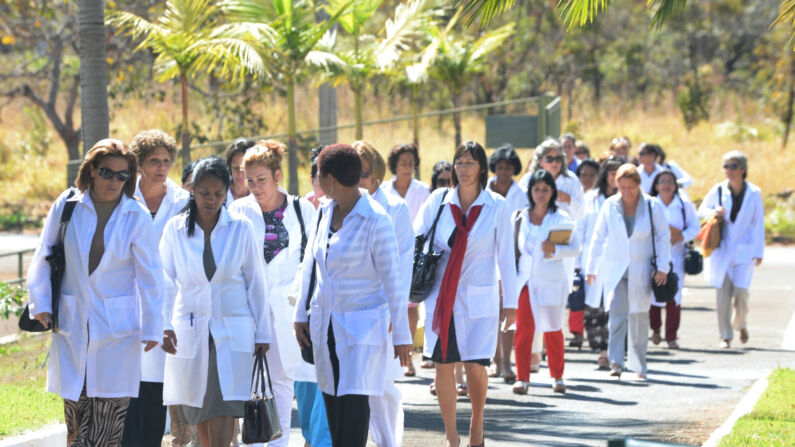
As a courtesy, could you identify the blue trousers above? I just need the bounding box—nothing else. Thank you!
[294,381,332,447]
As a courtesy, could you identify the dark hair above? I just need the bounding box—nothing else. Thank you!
[182,161,196,184]
[387,143,420,175]
[650,170,679,197]
[75,138,137,198]
[317,144,362,187]
[656,145,668,164]
[184,157,230,237]
[430,160,453,191]
[596,157,623,197]
[451,141,488,188]
[576,158,600,177]
[488,144,522,175]
[526,169,558,213]
[224,137,256,175]
[310,145,327,179]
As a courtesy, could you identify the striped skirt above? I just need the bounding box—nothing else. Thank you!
[64,384,130,447]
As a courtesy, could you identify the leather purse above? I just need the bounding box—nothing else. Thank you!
[409,189,449,303]
[649,200,679,303]
[242,351,282,444]
[300,209,323,364]
[19,188,77,333]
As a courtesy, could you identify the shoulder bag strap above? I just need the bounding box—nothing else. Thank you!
[513,209,522,272]
[250,350,263,397]
[424,188,449,253]
[718,185,722,207]
[59,188,78,242]
[304,209,323,312]
[293,196,307,262]
[678,195,687,229]
[648,200,657,270]
[262,352,276,399]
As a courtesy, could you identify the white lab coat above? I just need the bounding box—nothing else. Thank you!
[487,177,528,214]
[414,187,518,361]
[585,194,671,314]
[516,209,580,332]
[160,208,270,407]
[294,194,411,397]
[26,189,163,401]
[697,181,765,289]
[662,160,692,189]
[519,170,585,220]
[382,177,430,221]
[639,164,666,194]
[581,191,609,309]
[135,177,190,383]
[652,195,699,306]
[228,190,316,379]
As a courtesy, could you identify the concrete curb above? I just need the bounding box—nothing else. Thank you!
[701,373,769,447]
[0,424,65,447]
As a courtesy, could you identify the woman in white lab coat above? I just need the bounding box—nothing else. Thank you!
[512,170,580,395]
[648,171,700,349]
[697,150,764,349]
[124,129,190,447]
[228,141,316,447]
[586,164,671,380]
[224,137,255,204]
[580,157,622,369]
[486,144,527,383]
[26,139,163,446]
[519,138,585,221]
[414,141,517,447]
[160,157,271,447]
[293,144,412,447]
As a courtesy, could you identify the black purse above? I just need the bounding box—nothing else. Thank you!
[648,200,679,303]
[409,189,449,303]
[678,196,703,275]
[19,188,77,333]
[568,269,586,311]
[242,350,282,444]
[301,209,323,364]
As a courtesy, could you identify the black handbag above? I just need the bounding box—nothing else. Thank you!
[19,188,77,333]
[409,189,449,303]
[242,350,282,444]
[648,200,679,303]
[300,209,323,365]
[678,196,703,275]
[568,269,586,311]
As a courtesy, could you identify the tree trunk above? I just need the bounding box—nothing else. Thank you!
[287,79,299,195]
[783,55,795,150]
[180,74,191,166]
[354,88,363,140]
[452,94,462,149]
[318,83,338,145]
[412,87,420,147]
[77,0,109,157]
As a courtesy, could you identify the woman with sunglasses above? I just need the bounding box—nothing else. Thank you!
[697,151,764,349]
[649,171,699,349]
[431,160,454,192]
[26,139,164,446]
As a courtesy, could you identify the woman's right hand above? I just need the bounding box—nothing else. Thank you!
[586,274,597,286]
[294,322,311,349]
[33,312,51,329]
[714,206,726,219]
[162,330,177,354]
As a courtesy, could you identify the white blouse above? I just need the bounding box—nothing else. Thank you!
[381,177,430,221]
[639,164,666,194]
[487,177,529,214]
[520,171,585,221]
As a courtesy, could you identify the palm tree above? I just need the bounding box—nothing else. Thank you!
[201,0,349,194]
[79,0,109,169]
[429,20,513,147]
[107,0,229,166]
[322,0,442,139]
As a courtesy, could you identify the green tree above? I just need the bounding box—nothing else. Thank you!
[107,0,230,166]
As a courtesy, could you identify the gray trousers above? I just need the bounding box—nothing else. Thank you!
[716,274,750,341]
[608,276,649,375]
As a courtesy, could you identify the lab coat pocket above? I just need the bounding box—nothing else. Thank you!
[223,316,255,354]
[172,319,199,359]
[343,308,386,346]
[535,280,565,306]
[103,295,140,337]
[465,285,499,318]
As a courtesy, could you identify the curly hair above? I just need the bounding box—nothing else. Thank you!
[129,129,178,166]
[242,139,286,174]
[387,143,419,175]
[75,138,137,198]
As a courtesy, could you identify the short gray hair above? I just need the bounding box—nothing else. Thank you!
[723,150,748,179]
[528,137,571,177]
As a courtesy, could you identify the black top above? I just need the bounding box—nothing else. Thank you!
[730,183,746,223]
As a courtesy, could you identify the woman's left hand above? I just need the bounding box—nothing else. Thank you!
[255,343,270,355]
[652,270,667,286]
[500,308,516,332]
[670,232,684,244]
[754,258,762,267]
[394,344,413,367]
[541,240,556,255]
[142,340,158,352]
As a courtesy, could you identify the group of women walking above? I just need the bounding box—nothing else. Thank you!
[25,129,764,447]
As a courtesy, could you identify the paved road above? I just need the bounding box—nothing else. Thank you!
[0,232,38,282]
[278,247,795,446]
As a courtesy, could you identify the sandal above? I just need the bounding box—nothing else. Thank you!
[552,379,566,394]
[429,382,437,396]
[651,330,662,345]
[512,380,529,395]
[740,328,749,344]
[597,353,610,370]
[667,340,680,349]
[502,368,516,384]
[457,382,468,396]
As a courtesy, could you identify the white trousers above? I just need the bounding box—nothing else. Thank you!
[244,341,294,447]
[716,273,750,341]
[368,380,403,447]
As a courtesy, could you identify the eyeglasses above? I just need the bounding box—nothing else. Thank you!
[360,170,371,179]
[97,166,131,182]
[454,161,479,170]
[436,178,451,187]
[544,155,564,164]
[723,163,740,171]
[657,179,677,186]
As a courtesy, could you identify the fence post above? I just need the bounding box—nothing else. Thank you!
[536,94,554,141]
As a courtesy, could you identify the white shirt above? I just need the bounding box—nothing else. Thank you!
[414,187,517,361]
[487,177,528,214]
[160,207,270,407]
[662,160,693,189]
[27,189,164,400]
[653,194,699,306]
[295,194,411,397]
[519,170,585,221]
[639,163,666,194]
[135,177,190,383]
[382,177,430,221]
[370,187,414,302]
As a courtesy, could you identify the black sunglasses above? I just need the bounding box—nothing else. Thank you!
[723,163,740,171]
[544,155,564,164]
[98,166,131,182]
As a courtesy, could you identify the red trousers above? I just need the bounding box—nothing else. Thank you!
[649,301,681,341]
[568,310,584,335]
[515,286,565,382]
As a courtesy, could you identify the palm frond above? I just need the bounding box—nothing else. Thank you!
[468,21,513,66]
[646,0,687,30]
[556,0,613,31]
[106,10,167,46]
[377,0,441,70]
[772,0,795,51]
[461,0,515,28]
[190,37,267,81]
